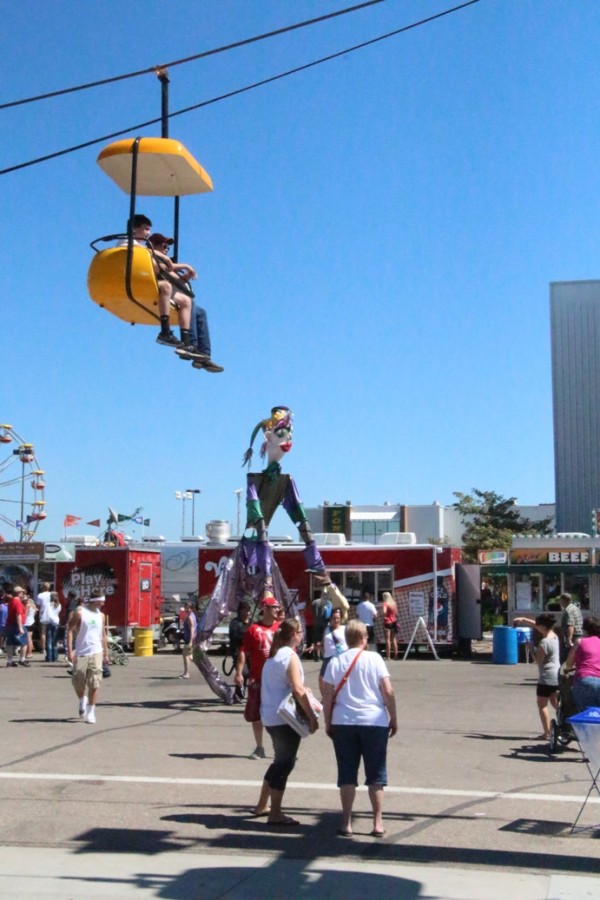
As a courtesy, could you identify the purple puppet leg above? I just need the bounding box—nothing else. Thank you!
[302,539,326,574]
[192,647,234,704]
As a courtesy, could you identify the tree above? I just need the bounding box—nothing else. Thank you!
[453,489,553,563]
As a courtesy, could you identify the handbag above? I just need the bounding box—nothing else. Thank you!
[277,690,323,738]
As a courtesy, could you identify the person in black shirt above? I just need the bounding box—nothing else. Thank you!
[229,601,251,700]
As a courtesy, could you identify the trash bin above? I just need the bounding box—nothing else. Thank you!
[515,626,533,663]
[566,707,600,832]
[134,627,153,657]
[492,625,518,664]
[567,707,600,776]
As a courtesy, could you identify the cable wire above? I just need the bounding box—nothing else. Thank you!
[0,0,387,110]
[0,0,481,176]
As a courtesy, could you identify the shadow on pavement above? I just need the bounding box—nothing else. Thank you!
[59,857,422,899]
[71,805,600,875]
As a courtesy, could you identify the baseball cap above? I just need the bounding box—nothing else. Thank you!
[261,592,280,608]
[148,233,174,246]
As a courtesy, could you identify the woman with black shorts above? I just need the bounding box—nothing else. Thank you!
[515,612,560,740]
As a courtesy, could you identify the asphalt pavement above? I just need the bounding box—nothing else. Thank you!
[0,641,598,899]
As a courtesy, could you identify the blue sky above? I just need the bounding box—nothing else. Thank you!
[1,0,598,542]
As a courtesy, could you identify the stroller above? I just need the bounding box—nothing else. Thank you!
[549,667,578,753]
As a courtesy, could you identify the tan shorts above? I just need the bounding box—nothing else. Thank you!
[72,652,103,692]
[182,643,193,657]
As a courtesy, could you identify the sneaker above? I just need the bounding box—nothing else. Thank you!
[78,697,88,719]
[18,659,31,667]
[193,358,224,373]
[249,746,266,759]
[85,708,96,725]
[175,346,209,362]
[7,661,17,667]
[156,331,183,348]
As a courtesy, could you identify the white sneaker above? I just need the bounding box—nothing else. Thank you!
[78,697,88,718]
[85,708,96,725]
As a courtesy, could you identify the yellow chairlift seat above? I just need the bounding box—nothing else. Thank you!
[88,244,179,326]
[88,136,213,326]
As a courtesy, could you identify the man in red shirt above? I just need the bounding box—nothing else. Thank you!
[235,594,281,759]
[5,584,28,667]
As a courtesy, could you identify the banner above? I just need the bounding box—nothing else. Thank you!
[63,515,81,528]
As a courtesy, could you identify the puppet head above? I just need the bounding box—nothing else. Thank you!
[242,406,293,467]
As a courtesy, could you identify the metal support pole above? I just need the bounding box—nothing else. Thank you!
[19,452,25,541]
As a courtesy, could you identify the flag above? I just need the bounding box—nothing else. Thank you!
[87,519,101,527]
[64,515,81,528]
[117,513,131,523]
[133,515,144,525]
[143,518,150,527]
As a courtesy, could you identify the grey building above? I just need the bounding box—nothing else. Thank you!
[550,280,600,533]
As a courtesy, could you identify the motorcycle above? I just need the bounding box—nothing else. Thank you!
[158,613,185,651]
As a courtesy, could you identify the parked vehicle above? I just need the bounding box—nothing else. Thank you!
[158,613,184,651]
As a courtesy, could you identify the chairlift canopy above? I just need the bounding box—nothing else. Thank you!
[97,137,213,197]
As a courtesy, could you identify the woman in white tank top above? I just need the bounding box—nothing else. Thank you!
[253,619,319,826]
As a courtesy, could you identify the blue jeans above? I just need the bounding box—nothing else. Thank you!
[189,302,211,356]
[331,724,389,787]
[573,677,600,711]
[264,724,301,791]
[45,623,58,662]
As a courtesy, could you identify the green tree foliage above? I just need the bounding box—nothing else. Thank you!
[453,489,553,563]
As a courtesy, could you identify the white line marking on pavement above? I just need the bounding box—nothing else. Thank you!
[0,772,597,804]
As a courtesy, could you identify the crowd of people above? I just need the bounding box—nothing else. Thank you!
[1,581,110,725]
[6,576,599,834]
[222,591,398,834]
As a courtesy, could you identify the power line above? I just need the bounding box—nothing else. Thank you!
[0,0,482,177]
[0,0,387,111]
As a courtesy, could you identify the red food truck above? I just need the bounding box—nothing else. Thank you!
[55,546,162,645]
[198,538,462,652]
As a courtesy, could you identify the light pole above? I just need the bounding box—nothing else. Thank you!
[186,488,201,535]
[234,488,243,535]
[175,490,192,536]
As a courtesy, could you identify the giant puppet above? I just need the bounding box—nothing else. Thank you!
[192,406,329,702]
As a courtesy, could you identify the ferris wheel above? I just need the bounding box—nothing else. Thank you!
[0,424,46,542]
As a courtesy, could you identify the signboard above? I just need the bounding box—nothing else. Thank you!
[510,548,592,566]
[0,541,45,561]
[478,550,508,565]
[516,581,532,609]
[323,505,350,538]
[409,590,425,616]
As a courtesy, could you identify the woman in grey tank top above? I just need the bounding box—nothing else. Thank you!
[515,612,560,740]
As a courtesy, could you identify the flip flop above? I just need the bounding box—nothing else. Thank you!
[370,829,385,838]
[267,816,300,827]
[249,810,270,818]
[337,829,353,837]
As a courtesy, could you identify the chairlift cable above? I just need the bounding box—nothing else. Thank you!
[0,0,389,110]
[0,1,482,177]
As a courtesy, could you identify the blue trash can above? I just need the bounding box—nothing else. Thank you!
[515,627,533,662]
[493,625,518,665]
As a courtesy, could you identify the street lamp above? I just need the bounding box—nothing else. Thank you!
[186,488,201,535]
[175,490,192,537]
[234,488,243,535]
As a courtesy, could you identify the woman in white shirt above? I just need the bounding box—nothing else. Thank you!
[253,619,319,826]
[45,592,62,663]
[318,608,348,695]
[322,619,397,838]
